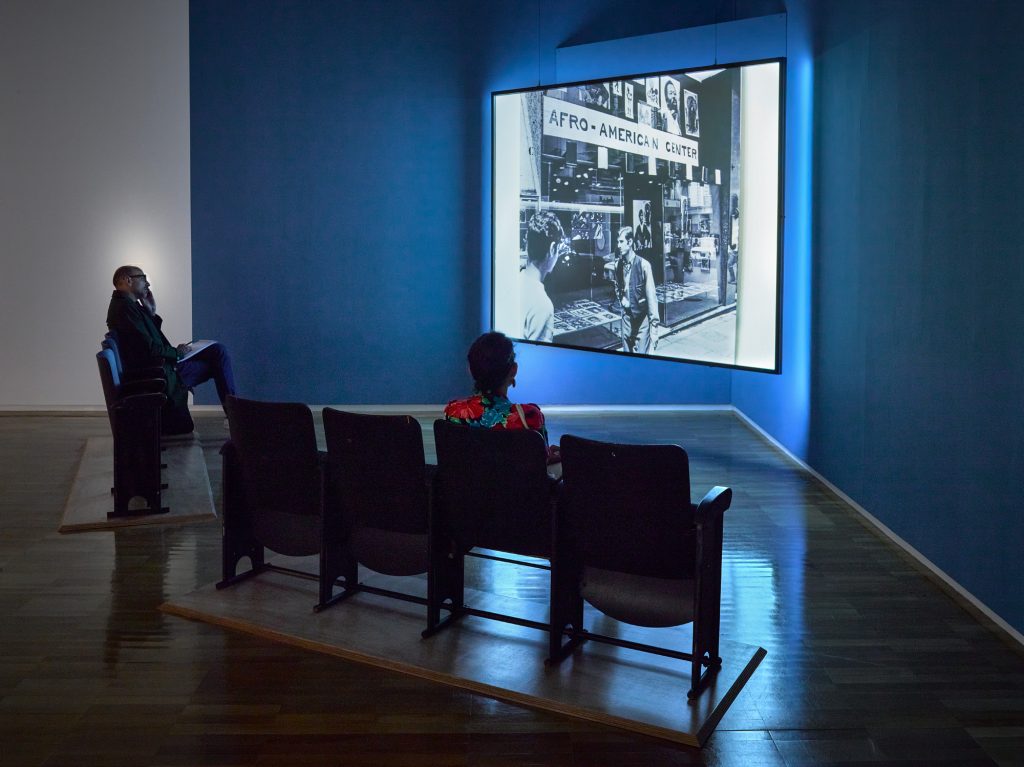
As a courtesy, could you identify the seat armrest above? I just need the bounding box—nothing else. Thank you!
[113,390,166,412]
[694,485,732,527]
[120,377,166,397]
[123,367,166,382]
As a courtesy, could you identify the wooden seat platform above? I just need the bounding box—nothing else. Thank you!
[161,555,765,747]
[60,434,216,533]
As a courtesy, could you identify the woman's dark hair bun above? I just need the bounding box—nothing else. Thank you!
[468,332,515,394]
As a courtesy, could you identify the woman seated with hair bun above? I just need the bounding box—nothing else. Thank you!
[444,331,560,464]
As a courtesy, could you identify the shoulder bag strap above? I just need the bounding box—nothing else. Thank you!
[513,403,527,428]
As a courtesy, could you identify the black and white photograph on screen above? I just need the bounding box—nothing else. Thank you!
[637,100,655,128]
[645,77,660,108]
[580,81,609,109]
[609,80,623,116]
[661,76,682,135]
[633,201,653,251]
[519,210,568,343]
[491,61,782,371]
[684,88,700,137]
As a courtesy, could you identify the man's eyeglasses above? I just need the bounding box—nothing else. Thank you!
[128,274,147,281]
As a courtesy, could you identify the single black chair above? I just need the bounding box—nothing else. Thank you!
[425,419,559,639]
[96,347,167,517]
[320,408,431,610]
[218,396,347,611]
[551,434,732,700]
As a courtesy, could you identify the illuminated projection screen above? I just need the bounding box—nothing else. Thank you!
[492,59,784,372]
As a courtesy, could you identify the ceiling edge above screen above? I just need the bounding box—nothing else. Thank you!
[554,14,788,83]
[492,54,784,373]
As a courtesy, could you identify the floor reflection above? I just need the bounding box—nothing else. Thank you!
[104,529,172,668]
[3,412,1019,766]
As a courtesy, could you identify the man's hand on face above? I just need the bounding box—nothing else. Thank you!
[142,289,157,315]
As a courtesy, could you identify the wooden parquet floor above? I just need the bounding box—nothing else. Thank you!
[1,411,1023,766]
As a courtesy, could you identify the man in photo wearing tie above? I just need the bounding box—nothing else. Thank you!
[612,227,659,354]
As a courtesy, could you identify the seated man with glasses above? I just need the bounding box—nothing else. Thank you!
[106,265,236,434]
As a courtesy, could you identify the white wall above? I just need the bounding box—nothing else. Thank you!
[0,0,191,406]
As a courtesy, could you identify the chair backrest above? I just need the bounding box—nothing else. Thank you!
[559,434,696,579]
[432,418,551,556]
[102,332,124,377]
[96,348,122,410]
[322,408,428,535]
[224,395,321,519]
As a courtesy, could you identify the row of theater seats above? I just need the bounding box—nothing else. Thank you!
[219,395,732,699]
[95,332,169,518]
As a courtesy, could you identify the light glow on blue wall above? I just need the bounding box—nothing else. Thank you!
[786,52,813,453]
[731,7,813,461]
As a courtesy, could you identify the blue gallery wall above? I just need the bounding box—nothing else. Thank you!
[807,0,1024,633]
[190,0,781,408]
[190,0,482,404]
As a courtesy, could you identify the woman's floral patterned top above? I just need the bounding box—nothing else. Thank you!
[443,393,548,443]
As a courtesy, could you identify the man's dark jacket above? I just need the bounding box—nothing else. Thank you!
[105,291,188,414]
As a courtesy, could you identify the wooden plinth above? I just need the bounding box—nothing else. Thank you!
[59,435,216,533]
[162,560,765,746]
